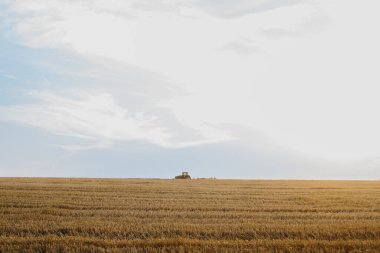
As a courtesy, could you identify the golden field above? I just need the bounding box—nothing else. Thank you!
[0,178,379,252]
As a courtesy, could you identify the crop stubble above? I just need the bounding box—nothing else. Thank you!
[0,178,379,252]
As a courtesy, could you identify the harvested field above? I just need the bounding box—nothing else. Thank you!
[0,178,379,252]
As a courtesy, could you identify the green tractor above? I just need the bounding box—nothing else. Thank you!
[175,171,191,179]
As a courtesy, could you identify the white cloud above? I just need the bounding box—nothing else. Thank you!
[193,0,302,18]
[0,70,17,80]
[0,91,165,143]
[0,90,231,149]
[221,39,258,55]
[260,7,331,39]
[3,0,380,162]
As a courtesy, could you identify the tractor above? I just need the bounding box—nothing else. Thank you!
[175,171,191,179]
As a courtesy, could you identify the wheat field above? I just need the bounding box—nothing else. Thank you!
[0,178,379,252]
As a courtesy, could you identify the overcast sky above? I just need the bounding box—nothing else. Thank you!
[1,0,380,179]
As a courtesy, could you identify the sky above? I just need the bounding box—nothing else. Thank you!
[0,0,380,179]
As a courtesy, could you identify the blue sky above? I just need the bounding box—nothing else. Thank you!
[1,0,380,179]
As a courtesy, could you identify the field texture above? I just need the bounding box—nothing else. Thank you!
[0,178,379,252]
